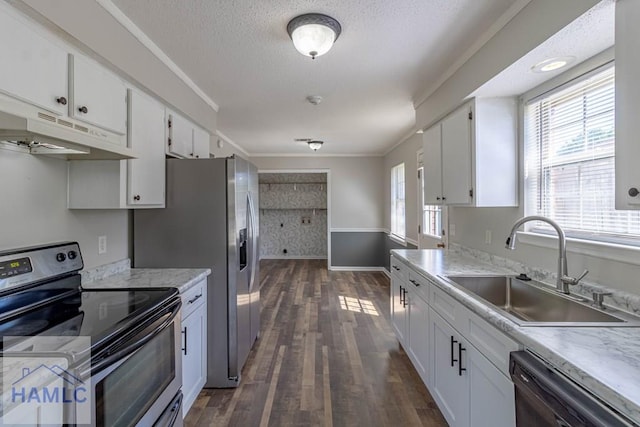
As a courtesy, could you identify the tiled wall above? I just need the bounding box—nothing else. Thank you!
[259,174,328,258]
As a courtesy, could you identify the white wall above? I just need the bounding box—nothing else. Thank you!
[250,156,384,230]
[383,134,422,243]
[0,148,128,269]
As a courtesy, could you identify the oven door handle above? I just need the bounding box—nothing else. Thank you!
[79,298,181,378]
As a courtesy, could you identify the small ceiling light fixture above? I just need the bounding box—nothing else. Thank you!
[287,13,342,59]
[308,140,324,151]
[531,56,575,73]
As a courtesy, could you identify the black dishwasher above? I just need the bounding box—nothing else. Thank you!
[509,351,635,427]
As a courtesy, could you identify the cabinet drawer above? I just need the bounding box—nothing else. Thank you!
[408,270,430,302]
[430,284,468,333]
[181,278,206,319]
[390,256,408,281]
[465,309,520,376]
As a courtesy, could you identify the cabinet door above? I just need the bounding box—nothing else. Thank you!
[407,292,429,385]
[423,124,443,205]
[391,275,407,344]
[70,55,127,135]
[615,0,640,208]
[127,90,166,206]
[167,110,193,158]
[182,306,206,416]
[0,8,68,115]
[467,344,515,427]
[441,105,472,205]
[192,126,210,159]
[430,311,469,427]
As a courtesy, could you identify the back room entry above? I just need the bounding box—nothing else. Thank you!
[259,172,328,263]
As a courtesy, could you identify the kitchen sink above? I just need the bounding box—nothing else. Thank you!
[443,275,640,327]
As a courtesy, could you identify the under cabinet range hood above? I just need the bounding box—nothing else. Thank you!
[0,93,137,160]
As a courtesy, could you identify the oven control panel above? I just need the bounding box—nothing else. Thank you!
[0,242,83,292]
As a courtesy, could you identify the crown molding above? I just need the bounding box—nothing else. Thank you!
[249,152,384,158]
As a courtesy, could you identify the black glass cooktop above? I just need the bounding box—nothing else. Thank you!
[0,280,178,353]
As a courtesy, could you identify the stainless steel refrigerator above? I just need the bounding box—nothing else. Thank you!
[133,156,260,388]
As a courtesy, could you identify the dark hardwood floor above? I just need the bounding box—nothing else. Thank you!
[185,259,447,427]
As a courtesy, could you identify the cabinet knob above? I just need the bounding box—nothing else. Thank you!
[56,96,67,105]
[442,196,446,201]
[436,197,441,200]
[196,155,200,159]
[133,195,141,201]
[78,106,88,114]
[629,187,639,197]
[190,153,194,157]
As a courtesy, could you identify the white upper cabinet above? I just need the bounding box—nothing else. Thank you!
[67,90,166,209]
[193,125,211,159]
[0,7,68,115]
[423,125,443,205]
[615,0,640,209]
[422,98,517,207]
[167,109,210,159]
[127,89,166,206]
[69,55,127,135]
[441,105,473,205]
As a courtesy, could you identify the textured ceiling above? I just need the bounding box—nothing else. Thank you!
[110,0,520,155]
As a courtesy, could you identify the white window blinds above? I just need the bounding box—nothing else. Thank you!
[525,66,640,242]
[391,163,406,238]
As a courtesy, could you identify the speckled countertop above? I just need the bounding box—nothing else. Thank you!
[81,264,210,294]
[392,249,640,424]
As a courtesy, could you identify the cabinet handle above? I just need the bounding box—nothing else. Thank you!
[399,286,404,305]
[409,279,419,286]
[403,289,408,307]
[393,265,400,271]
[458,343,466,376]
[56,96,67,105]
[78,106,88,114]
[188,293,203,304]
[629,187,640,197]
[133,195,141,201]
[182,326,188,355]
[450,336,458,367]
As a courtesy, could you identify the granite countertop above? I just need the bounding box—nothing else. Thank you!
[81,267,211,294]
[392,248,640,424]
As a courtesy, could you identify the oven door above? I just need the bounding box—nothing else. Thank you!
[86,296,182,427]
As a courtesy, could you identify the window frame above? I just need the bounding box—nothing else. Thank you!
[522,59,640,248]
[390,162,406,240]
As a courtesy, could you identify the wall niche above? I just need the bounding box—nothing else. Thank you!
[259,173,327,259]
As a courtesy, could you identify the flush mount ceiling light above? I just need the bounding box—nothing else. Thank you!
[308,140,324,151]
[531,56,575,73]
[287,13,341,59]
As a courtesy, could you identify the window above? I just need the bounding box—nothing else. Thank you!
[419,167,442,236]
[391,163,405,238]
[525,65,640,243]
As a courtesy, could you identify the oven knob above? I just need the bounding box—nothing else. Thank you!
[67,250,77,260]
[56,252,66,262]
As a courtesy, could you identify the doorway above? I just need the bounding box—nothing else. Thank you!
[258,171,330,263]
[417,151,448,249]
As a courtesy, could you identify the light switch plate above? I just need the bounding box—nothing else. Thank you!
[98,235,107,254]
[450,224,456,236]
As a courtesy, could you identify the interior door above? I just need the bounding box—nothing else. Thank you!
[418,161,448,249]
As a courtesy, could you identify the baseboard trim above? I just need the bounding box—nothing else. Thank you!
[260,256,327,260]
[328,266,386,272]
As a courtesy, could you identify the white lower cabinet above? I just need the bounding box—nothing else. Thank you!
[180,280,207,417]
[407,290,430,385]
[390,272,408,344]
[390,255,517,427]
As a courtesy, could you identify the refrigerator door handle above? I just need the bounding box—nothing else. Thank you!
[247,191,258,292]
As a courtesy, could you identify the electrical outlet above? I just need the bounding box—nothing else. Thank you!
[98,235,107,254]
[485,230,492,245]
[449,224,456,237]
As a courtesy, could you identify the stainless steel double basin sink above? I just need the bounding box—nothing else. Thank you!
[442,275,640,327]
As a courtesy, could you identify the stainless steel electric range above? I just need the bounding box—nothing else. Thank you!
[0,242,183,427]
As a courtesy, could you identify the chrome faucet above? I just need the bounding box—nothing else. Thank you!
[505,215,588,294]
